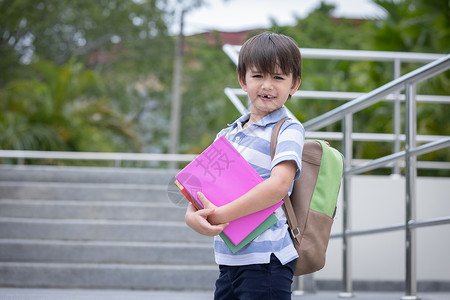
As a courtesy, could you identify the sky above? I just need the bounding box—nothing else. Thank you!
[178,0,386,35]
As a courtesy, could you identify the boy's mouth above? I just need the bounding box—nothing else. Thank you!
[260,94,275,100]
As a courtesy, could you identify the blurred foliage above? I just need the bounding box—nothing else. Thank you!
[0,58,141,152]
[0,0,174,154]
[180,32,240,153]
[0,0,448,174]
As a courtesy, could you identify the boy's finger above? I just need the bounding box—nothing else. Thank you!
[197,208,215,217]
[209,223,229,235]
[218,222,229,230]
[197,192,210,205]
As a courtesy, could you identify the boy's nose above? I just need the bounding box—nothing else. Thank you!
[262,78,274,90]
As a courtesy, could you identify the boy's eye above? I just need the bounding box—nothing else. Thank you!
[252,74,263,78]
[274,76,284,80]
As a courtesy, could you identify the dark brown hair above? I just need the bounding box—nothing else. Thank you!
[237,32,302,85]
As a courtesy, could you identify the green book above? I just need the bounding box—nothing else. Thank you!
[220,213,278,253]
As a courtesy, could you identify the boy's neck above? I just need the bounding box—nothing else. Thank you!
[242,115,260,129]
[241,118,250,129]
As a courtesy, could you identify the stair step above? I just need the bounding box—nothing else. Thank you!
[0,165,220,290]
[0,217,210,243]
[0,239,215,265]
[0,262,218,290]
[0,165,178,185]
[0,182,173,202]
[0,199,186,221]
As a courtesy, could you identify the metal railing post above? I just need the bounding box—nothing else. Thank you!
[339,113,354,298]
[392,58,402,176]
[402,82,420,300]
[293,276,305,296]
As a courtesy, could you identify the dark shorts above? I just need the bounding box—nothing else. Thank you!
[214,254,296,300]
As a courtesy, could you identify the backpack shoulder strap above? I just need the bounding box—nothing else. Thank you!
[271,118,301,242]
[270,118,289,159]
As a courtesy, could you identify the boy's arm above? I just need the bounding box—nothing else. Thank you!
[185,203,228,236]
[200,160,297,225]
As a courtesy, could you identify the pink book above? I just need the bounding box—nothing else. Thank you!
[175,135,282,246]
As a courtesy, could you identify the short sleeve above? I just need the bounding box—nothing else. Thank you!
[270,120,305,180]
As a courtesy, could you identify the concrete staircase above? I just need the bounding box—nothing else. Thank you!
[0,164,217,290]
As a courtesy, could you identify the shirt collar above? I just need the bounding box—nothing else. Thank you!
[256,106,290,127]
[227,112,250,130]
[228,106,289,129]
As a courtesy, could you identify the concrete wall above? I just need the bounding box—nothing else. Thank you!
[316,175,450,282]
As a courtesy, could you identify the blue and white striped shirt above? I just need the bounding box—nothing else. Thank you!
[214,106,305,266]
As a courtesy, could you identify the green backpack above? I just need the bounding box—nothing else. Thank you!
[271,118,344,276]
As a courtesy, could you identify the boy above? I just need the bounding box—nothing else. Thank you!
[185,32,304,300]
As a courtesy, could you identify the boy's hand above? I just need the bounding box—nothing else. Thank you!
[197,192,225,225]
[185,202,228,237]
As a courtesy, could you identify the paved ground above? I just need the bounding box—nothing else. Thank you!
[0,288,449,300]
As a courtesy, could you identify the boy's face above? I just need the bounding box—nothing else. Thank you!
[239,66,301,120]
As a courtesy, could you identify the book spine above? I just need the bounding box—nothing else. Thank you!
[174,180,201,210]
[181,188,200,210]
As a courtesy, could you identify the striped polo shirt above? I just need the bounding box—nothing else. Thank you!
[214,106,305,266]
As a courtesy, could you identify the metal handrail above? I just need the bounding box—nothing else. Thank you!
[226,87,450,103]
[0,150,196,162]
[222,44,445,65]
[347,137,450,175]
[330,216,450,239]
[303,54,450,131]
[0,150,196,167]
[305,131,447,142]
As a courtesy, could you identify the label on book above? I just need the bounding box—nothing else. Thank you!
[176,135,282,246]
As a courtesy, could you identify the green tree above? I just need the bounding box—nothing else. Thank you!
[0,58,140,152]
[0,0,171,67]
[371,0,449,52]
[180,32,240,153]
[0,0,175,154]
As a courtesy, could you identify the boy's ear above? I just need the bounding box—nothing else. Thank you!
[238,76,247,92]
[290,77,301,94]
